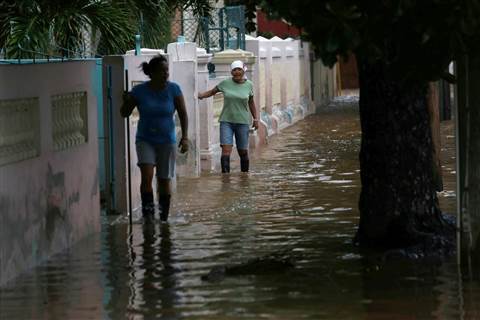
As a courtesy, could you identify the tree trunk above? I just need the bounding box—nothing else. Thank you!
[427,82,443,192]
[355,58,451,249]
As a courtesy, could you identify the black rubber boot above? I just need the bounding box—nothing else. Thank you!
[221,155,230,173]
[141,192,155,221]
[158,194,171,222]
[240,154,249,172]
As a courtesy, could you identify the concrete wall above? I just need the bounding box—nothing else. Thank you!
[0,60,101,285]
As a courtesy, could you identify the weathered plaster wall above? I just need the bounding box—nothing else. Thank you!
[0,60,101,285]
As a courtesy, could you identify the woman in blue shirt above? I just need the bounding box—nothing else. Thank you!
[121,55,189,222]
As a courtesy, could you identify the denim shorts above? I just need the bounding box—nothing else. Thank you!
[220,121,250,150]
[135,140,176,179]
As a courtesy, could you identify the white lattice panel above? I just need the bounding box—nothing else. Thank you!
[213,94,224,122]
[51,92,88,151]
[0,97,40,166]
[271,61,282,105]
[259,61,266,111]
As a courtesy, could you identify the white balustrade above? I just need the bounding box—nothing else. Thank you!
[51,91,88,151]
[0,97,40,166]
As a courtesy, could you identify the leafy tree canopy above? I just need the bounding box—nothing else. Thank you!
[0,0,213,58]
[250,0,480,83]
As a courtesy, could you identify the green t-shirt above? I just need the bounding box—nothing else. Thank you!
[216,78,254,124]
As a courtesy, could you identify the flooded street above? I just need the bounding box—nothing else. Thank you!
[1,100,479,319]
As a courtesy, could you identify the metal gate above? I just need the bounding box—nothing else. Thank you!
[202,5,246,53]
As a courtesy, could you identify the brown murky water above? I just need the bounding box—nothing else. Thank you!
[1,99,479,320]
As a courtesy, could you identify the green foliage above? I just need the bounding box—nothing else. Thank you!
[0,0,213,58]
[247,0,480,83]
[119,0,214,52]
[0,0,134,58]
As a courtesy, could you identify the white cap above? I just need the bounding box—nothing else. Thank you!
[230,60,244,71]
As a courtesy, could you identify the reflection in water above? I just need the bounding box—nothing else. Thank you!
[2,105,480,319]
[124,222,178,319]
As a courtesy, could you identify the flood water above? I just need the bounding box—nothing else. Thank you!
[1,98,479,319]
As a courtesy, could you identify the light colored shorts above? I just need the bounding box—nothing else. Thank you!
[220,121,250,150]
[135,140,176,179]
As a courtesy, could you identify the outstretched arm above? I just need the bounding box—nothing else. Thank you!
[198,86,219,100]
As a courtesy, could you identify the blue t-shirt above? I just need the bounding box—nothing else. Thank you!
[130,81,182,144]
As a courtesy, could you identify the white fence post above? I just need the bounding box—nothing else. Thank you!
[167,41,201,178]
[196,47,216,171]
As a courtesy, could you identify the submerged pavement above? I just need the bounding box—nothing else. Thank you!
[1,96,472,320]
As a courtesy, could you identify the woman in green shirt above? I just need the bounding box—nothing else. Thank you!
[198,60,258,173]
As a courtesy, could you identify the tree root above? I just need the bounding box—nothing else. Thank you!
[355,213,456,260]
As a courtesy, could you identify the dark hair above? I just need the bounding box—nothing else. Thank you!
[140,54,168,77]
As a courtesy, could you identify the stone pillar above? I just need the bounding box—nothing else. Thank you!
[285,38,302,123]
[302,42,315,114]
[257,37,275,138]
[270,36,292,131]
[167,41,200,177]
[245,35,261,123]
[246,35,269,144]
[196,48,216,171]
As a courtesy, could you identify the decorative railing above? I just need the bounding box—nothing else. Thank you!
[51,92,88,151]
[0,97,40,166]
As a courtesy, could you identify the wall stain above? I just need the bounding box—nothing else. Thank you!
[91,168,99,197]
[46,164,66,243]
[68,192,80,207]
